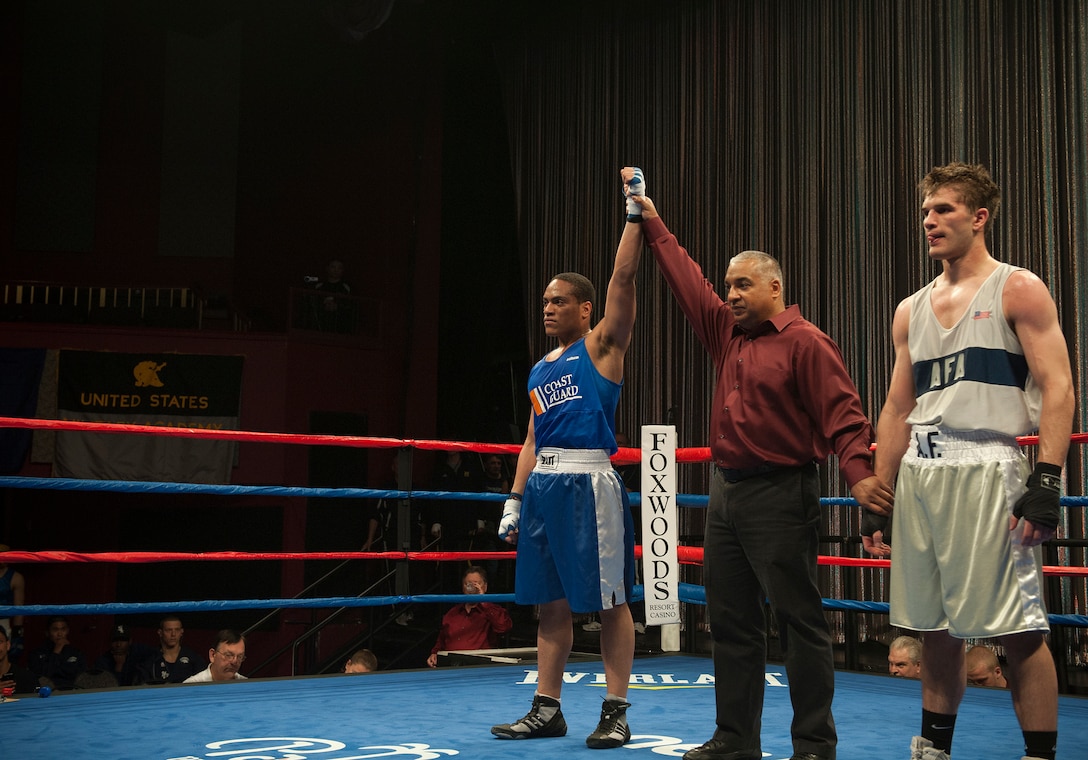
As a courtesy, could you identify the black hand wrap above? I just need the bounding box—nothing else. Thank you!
[860,510,889,542]
[1012,462,1062,529]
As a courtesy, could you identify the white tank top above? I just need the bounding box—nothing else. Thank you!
[905,262,1041,435]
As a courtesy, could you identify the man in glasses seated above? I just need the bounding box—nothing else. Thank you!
[427,566,512,669]
[184,629,248,683]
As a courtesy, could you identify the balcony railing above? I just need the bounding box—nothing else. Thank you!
[287,287,380,340]
[0,281,249,331]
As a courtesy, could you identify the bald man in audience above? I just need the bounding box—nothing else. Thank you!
[344,648,377,673]
[966,644,1007,688]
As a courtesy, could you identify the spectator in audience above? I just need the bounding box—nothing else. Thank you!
[313,258,354,332]
[360,498,385,554]
[0,544,25,660]
[479,453,511,494]
[474,453,516,589]
[430,450,482,545]
[0,623,37,695]
[362,457,397,554]
[93,624,154,686]
[966,644,1008,688]
[27,616,87,690]
[888,634,923,679]
[184,629,247,683]
[344,648,378,673]
[316,257,351,296]
[1076,639,1088,669]
[429,450,482,590]
[477,453,510,542]
[362,453,429,627]
[139,615,206,684]
[427,566,512,667]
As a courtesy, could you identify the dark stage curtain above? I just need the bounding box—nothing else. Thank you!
[495,0,1088,653]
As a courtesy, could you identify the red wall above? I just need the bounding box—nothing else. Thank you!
[0,2,450,674]
[0,321,431,674]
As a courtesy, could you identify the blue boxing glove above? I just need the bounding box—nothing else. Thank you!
[498,494,522,542]
[1013,462,1062,529]
[625,167,645,222]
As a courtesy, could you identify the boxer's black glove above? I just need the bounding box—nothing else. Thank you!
[860,510,890,544]
[1012,462,1062,529]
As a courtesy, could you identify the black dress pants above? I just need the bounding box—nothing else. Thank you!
[703,463,836,759]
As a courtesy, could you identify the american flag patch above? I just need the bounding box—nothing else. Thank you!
[972,310,991,319]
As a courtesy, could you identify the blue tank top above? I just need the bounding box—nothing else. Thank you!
[527,337,621,453]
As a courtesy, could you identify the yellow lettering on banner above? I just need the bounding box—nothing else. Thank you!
[79,393,142,409]
[76,393,214,411]
[149,395,210,409]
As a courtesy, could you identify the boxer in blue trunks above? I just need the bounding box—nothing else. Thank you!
[490,168,645,749]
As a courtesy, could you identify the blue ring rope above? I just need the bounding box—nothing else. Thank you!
[1,477,1085,507]
[2,585,1085,627]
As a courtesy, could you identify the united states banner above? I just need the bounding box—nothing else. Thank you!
[54,350,244,483]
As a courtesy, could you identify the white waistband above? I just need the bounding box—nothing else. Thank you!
[535,447,612,473]
[906,425,1022,461]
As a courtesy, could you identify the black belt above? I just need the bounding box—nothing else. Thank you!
[716,462,813,483]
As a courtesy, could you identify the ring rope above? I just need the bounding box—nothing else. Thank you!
[2,478,1086,509]
[2,548,1084,579]
[2,416,1084,630]
[0,416,693,464]
[0,476,720,506]
[3,587,1085,628]
[6,415,1088,458]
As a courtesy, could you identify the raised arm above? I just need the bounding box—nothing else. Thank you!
[588,168,645,382]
